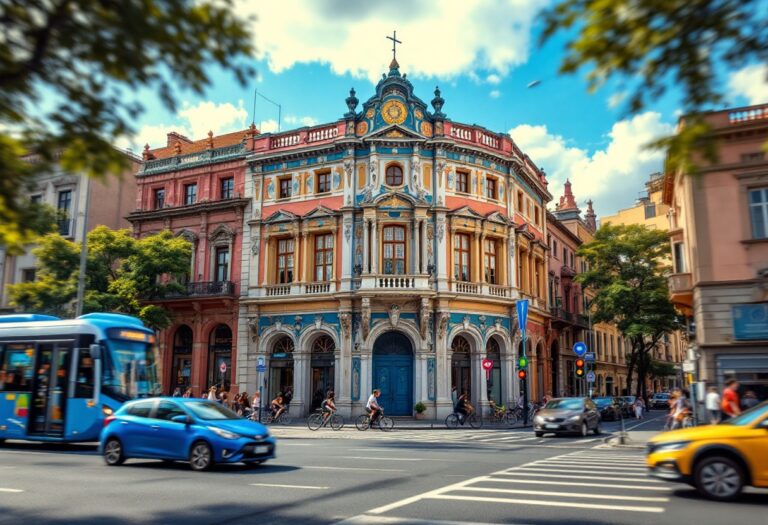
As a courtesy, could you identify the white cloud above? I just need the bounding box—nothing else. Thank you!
[242,0,548,83]
[284,115,319,127]
[486,74,502,85]
[607,91,626,109]
[258,119,280,133]
[728,64,768,105]
[509,112,674,217]
[489,90,501,99]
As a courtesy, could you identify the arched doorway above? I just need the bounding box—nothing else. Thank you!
[485,337,502,404]
[171,325,193,394]
[372,331,413,416]
[451,335,472,405]
[310,335,335,410]
[606,376,614,396]
[269,336,294,402]
[208,324,232,391]
[550,340,559,397]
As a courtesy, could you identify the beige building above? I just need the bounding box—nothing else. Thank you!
[663,103,768,400]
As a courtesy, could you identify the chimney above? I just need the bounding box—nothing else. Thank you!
[585,199,597,232]
[166,131,193,147]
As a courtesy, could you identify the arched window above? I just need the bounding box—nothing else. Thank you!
[451,335,471,353]
[385,164,403,186]
[486,337,500,356]
[173,325,193,354]
[312,335,335,353]
[273,336,294,355]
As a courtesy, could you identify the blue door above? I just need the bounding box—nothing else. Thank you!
[372,332,413,416]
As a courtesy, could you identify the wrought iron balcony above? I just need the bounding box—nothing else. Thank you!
[165,281,235,298]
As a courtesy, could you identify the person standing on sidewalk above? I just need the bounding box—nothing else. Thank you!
[720,380,741,421]
[705,387,721,424]
[633,397,645,420]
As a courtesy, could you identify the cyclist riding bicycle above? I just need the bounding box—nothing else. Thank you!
[489,399,506,420]
[321,390,337,423]
[366,389,382,426]
[271,393,286,421]
[455,390,473,423]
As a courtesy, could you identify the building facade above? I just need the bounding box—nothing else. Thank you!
[663,103,768,400]
[128,130,253,395]
[237,60,552,418]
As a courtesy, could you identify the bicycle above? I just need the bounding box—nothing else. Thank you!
[445,411,482,429]
[265,408,292,425]
[355,411,394,431]
[307,410,344,431]
[488,405,517,426]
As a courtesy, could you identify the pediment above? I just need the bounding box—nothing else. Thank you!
[515,222,536,240]
[263,209,300,224]
[303,205,338,219]
[486,211,515,226]
[364,124,425,141]
[374,192,417,208]
[448,205,485,220]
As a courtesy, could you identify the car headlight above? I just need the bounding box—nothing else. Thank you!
[208,426,240,440]
[534,416,544,424]
[651,441,691,453]
[567,415,581,422]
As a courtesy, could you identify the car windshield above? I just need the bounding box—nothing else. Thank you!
[545,399,583,410]
[654,394,669,399]
[185,401,241,420]
[593,398,612,407]
[721,401,768,427]
[102,340,162,402]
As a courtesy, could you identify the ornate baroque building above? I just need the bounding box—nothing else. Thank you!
[238,59,552,418]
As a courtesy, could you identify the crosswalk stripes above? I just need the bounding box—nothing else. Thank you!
[341,447,668,523]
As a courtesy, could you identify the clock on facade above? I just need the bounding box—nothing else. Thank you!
[381,99,408,125]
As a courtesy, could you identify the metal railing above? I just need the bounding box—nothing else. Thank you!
[166,281,235,297]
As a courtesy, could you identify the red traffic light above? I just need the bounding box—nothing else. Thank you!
[518,370,527,380]
[575,359,585,368]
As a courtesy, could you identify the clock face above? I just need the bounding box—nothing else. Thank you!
[381,100,408,125]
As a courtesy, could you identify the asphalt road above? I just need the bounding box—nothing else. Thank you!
[1,415,766,525]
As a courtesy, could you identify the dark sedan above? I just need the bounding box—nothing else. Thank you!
[593,397,621,421]
[533,397,601,437]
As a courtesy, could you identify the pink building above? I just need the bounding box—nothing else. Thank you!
[663,103,768,399]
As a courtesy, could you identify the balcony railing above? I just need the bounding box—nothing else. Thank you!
[487,284,511,298]
[452,282,511,298]
[166,281,235,298]
[57,218,73,237]
[668,273,693,294]
[455,281,479,294]
[265,284,291,297]
[550,307,575,323]
[304,282,331,294]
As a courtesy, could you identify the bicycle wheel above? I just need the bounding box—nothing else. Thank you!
[378,416,394,432]
[330,414,344,431]
[504,412,518,426]
[468,414,482,429]
[445,413,459,429]
[307,413,323,431]
[279,414,293,425]
[355,414,370,431]
[264,414,275,425]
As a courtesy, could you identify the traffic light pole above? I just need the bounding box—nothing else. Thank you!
[522,333,529,426]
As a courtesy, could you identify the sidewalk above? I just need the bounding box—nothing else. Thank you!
[268,417,532,431]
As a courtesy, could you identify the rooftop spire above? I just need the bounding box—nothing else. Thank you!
[557,179,579,211]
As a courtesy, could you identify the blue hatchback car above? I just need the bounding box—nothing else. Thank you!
[100,398,276,471]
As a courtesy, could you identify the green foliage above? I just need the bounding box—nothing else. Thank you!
[541,0,768,173]
[8,226,192,330]
[0,0,254,252]
[414,401,427,414]
[648,359,677,379]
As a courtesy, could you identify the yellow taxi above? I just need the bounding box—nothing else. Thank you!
[646,401,768,501]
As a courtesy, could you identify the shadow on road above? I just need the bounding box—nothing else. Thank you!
[0,441,98,455]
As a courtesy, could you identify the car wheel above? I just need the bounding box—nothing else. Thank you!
[535,432,543,437]
[580,422,588,437]
[189,441,213,471]
[593,423,602,435]
[694,456,745,501]
[103,437,125,466]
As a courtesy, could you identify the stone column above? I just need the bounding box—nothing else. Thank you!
[420,220,427,274]
[372,220,381,274]
[414,218,421,275]
[261,235,271,286]
[363,219,370,274]
[436,214,449,292]
[341,215,353,290]
[292,352,309,417]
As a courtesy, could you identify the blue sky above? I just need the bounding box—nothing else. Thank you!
[121,0,767,217]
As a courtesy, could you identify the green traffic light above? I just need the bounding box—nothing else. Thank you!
[518,356,528,368]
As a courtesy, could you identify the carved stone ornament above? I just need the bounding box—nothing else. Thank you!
[344,159,354,186]
[339,313,352,339]
[314,314,323,329]
[411,156,421,190]
[247,317,260,343]
[420,299,430,340]
[369,157,377,185]
[344,223,352,241]
[388,304,401,327]
[463,315,470,330]
[478,315,487,330]
[362,298,371,340]
[251,236,260,255]
[438,312,449,340]
[437,223,445,242]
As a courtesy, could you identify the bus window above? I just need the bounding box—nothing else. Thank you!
[0,344,34,392]
[74,348,95,398]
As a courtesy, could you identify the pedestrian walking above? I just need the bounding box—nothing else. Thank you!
[705,387,721,424]
[720,379,741,420]
[633,397,645,419]
[742,390,759,410]
[207,386,218,402]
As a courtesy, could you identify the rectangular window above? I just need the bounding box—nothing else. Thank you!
[277,238,294,283]
[382,226,406,275]
[30,195,42,205]
[486,177,497,200]
[749,188,768,239]
[57,190,72,213]
[21,268,36,282]
[552,240,558,258]
[214,246,229,282]
[453,233,470,281]
[184,183,197,205]
[563,247,567,263]
[484,239,497,284]
[673,242,686,273]
[74,347,95,398]
[220,178,234,199]
[456,171,469,193]
[517,191,524,214]
[279,177,292,199]
[644,203,657,219]
[570,252,574,268]
[0,344,34,392]
[153,188,165,209]
[316,171,331,194]
[314,233,334,281]
[534,206,541,226]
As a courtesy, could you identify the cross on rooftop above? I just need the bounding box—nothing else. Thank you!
[386,30,402,60]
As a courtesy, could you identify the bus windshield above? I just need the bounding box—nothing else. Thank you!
[102,340,162,401]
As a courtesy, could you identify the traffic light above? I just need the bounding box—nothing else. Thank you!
[517,356,528,369]
[575,358,585,378]
[518,369,527,380]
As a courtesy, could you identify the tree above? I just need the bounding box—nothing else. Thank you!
[576,224,680,399]
[8,226,192,330]
[0,0,254,252]
[541,0,768,172]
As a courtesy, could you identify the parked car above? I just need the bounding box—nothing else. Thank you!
[647,401,768,501]
[533,397,601,437]
[593,397,621,421]
[651,393,671,410]
[100,398,276,471]
[621,396,637,417]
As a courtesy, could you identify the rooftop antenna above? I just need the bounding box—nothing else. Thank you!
[251,88,282,132]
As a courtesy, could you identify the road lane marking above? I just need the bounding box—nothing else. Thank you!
[0,488,24,493]
[457,487,669,502]
[249,483,328,490]
[426,494,664,513]
[498,471,660,483]
[339,456,454,462]
[530,462,648,471]
[486,477,669,491]
[302,466,404,473]
[515,467,649,477]
[337,515,490,525]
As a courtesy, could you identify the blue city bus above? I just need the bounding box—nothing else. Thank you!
[0,313,161,443]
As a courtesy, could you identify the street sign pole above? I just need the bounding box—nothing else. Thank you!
[516,300,529,426]
[256,356,266,423]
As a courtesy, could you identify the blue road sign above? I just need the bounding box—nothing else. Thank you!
[516,299,529,333]
[586,371,596,383]
[256,356,266,373]
[584,352,596,362]
[573,342,587,356]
